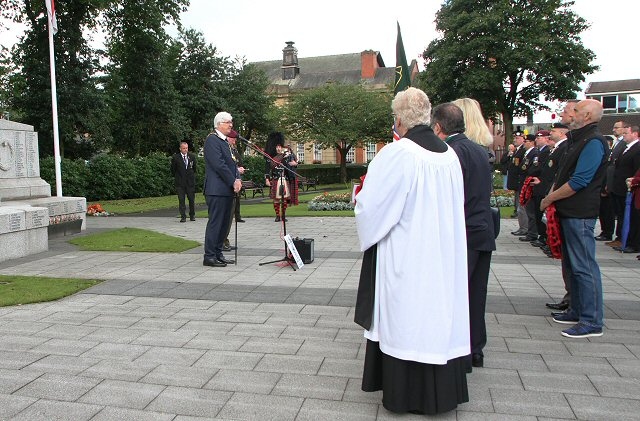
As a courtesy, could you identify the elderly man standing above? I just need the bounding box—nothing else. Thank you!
[541,99,609,338]
[202,112,242,268]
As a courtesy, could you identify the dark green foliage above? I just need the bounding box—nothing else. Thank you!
[418,0,596,141]
[296,164,368,184]
[241,155,269,186]
[39,157,90,197]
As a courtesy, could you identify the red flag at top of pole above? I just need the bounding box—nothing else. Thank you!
[45,0,58,34]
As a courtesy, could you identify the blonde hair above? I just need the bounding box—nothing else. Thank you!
[452,98,493,147]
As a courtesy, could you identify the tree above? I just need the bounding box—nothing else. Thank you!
[2,0,110,159]
[282,83,392,183]
[417,0,597,142]
[102,0,189,156]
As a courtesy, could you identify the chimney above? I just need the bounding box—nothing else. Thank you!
[282,41,299,80]
[361,50,378,79]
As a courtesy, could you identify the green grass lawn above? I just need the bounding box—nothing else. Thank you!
[90,184,356,217]
[69,227,200,252]
[0,275,101,307]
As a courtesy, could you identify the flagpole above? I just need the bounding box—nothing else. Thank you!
[47,9,62,197]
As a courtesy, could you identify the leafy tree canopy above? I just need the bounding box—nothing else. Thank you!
[417,0,597,140]
[281,83,392,182]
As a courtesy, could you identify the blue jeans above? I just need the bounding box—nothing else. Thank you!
[560,217,604,328]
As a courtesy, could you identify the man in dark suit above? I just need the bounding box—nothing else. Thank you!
[611,125,640,253]
[528,130,552,247]
[432,103,496,369]
[203,112,242,267]
[596,121,628,242]
[170,141,197,222]
[518,134,540,241]
[506,132,527,235]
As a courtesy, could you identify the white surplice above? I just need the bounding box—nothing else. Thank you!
[355,138,470,365]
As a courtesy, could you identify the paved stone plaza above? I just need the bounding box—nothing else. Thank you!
[1,215,639,420]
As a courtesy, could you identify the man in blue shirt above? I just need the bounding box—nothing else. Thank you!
[540,99,609,338]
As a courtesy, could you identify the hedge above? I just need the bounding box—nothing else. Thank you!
[39,153,366,201]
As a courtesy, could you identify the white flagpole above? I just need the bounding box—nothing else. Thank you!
[47,5,63,197]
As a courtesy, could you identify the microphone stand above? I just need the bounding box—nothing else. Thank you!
[237,136,302,270]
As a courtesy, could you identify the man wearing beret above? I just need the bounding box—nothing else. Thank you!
[505,132,528,235]
[518,134,539,241]
[528,130,552,247]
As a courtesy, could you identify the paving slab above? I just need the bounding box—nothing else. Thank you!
[0,215,639,420]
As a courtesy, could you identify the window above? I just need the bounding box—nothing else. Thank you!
[627,94,640,113]
[366,142,376,162]
[345,147,354,163]
[602,95,617,113]
[313,143,322,162]
[296,143,305,163]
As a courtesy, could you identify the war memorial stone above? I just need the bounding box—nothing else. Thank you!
[0,119,86,262]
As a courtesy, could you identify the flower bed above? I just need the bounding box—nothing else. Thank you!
[490,189,515,207]
[308,192,354,211]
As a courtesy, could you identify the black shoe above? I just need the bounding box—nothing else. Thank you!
[614,246,639,253]
[222,245,237,252]
[471,354,484,368]
[551,310,569,317]
[203,258,226,267]
[190,216,196,221]
[217,255,235,264]
[519,236,536,241]
[180,217,186,223]
[594,234,612,241]
[530,240,546,247]
[546,301,569,311]
[237,219,245,223]
[275,216,281,222]
[511,229,526,236]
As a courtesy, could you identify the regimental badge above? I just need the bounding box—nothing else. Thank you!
[548,160,554,168]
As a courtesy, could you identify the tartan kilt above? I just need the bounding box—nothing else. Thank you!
[269,177,299,205]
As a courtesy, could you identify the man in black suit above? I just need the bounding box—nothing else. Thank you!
[528,130,552,247]
[603,122,630,246]
[518,134,540,241]
[432,103,496,369]
[505,132,527,235]
[170,141,196,222]
[203,112,242,268]
[611,125,640,253]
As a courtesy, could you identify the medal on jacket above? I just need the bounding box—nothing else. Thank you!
[533,157,539,166]
[548,159,554,168]
[514,157,520,166]
[521,158,529,170]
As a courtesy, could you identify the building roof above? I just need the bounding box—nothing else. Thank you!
[252,50,407,94]
[585,79,640,94]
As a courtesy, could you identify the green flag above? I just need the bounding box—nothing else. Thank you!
[394,22,411,94]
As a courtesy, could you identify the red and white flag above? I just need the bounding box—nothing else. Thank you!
[45,0,57,34]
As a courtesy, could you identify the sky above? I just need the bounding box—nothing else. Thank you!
[178,0,635,86]
[1,0,635,122]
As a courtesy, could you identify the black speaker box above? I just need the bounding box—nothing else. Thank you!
[293,237,314,264]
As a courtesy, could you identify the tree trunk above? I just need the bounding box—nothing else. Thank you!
[336,142,350,183]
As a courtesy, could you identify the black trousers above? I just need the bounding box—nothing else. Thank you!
[598,194,615,238]
[176,185,195,218]
[532,195,546,240]
[611,193,625,241]
[468,249,492,357]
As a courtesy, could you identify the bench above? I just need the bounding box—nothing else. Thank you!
[298,176,319,191]
[240,180,265,198]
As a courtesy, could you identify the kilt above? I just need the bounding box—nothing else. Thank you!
[269,177,299,205]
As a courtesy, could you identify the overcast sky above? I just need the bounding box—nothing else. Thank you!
[1,0,633,117]
[180,0,634,88]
